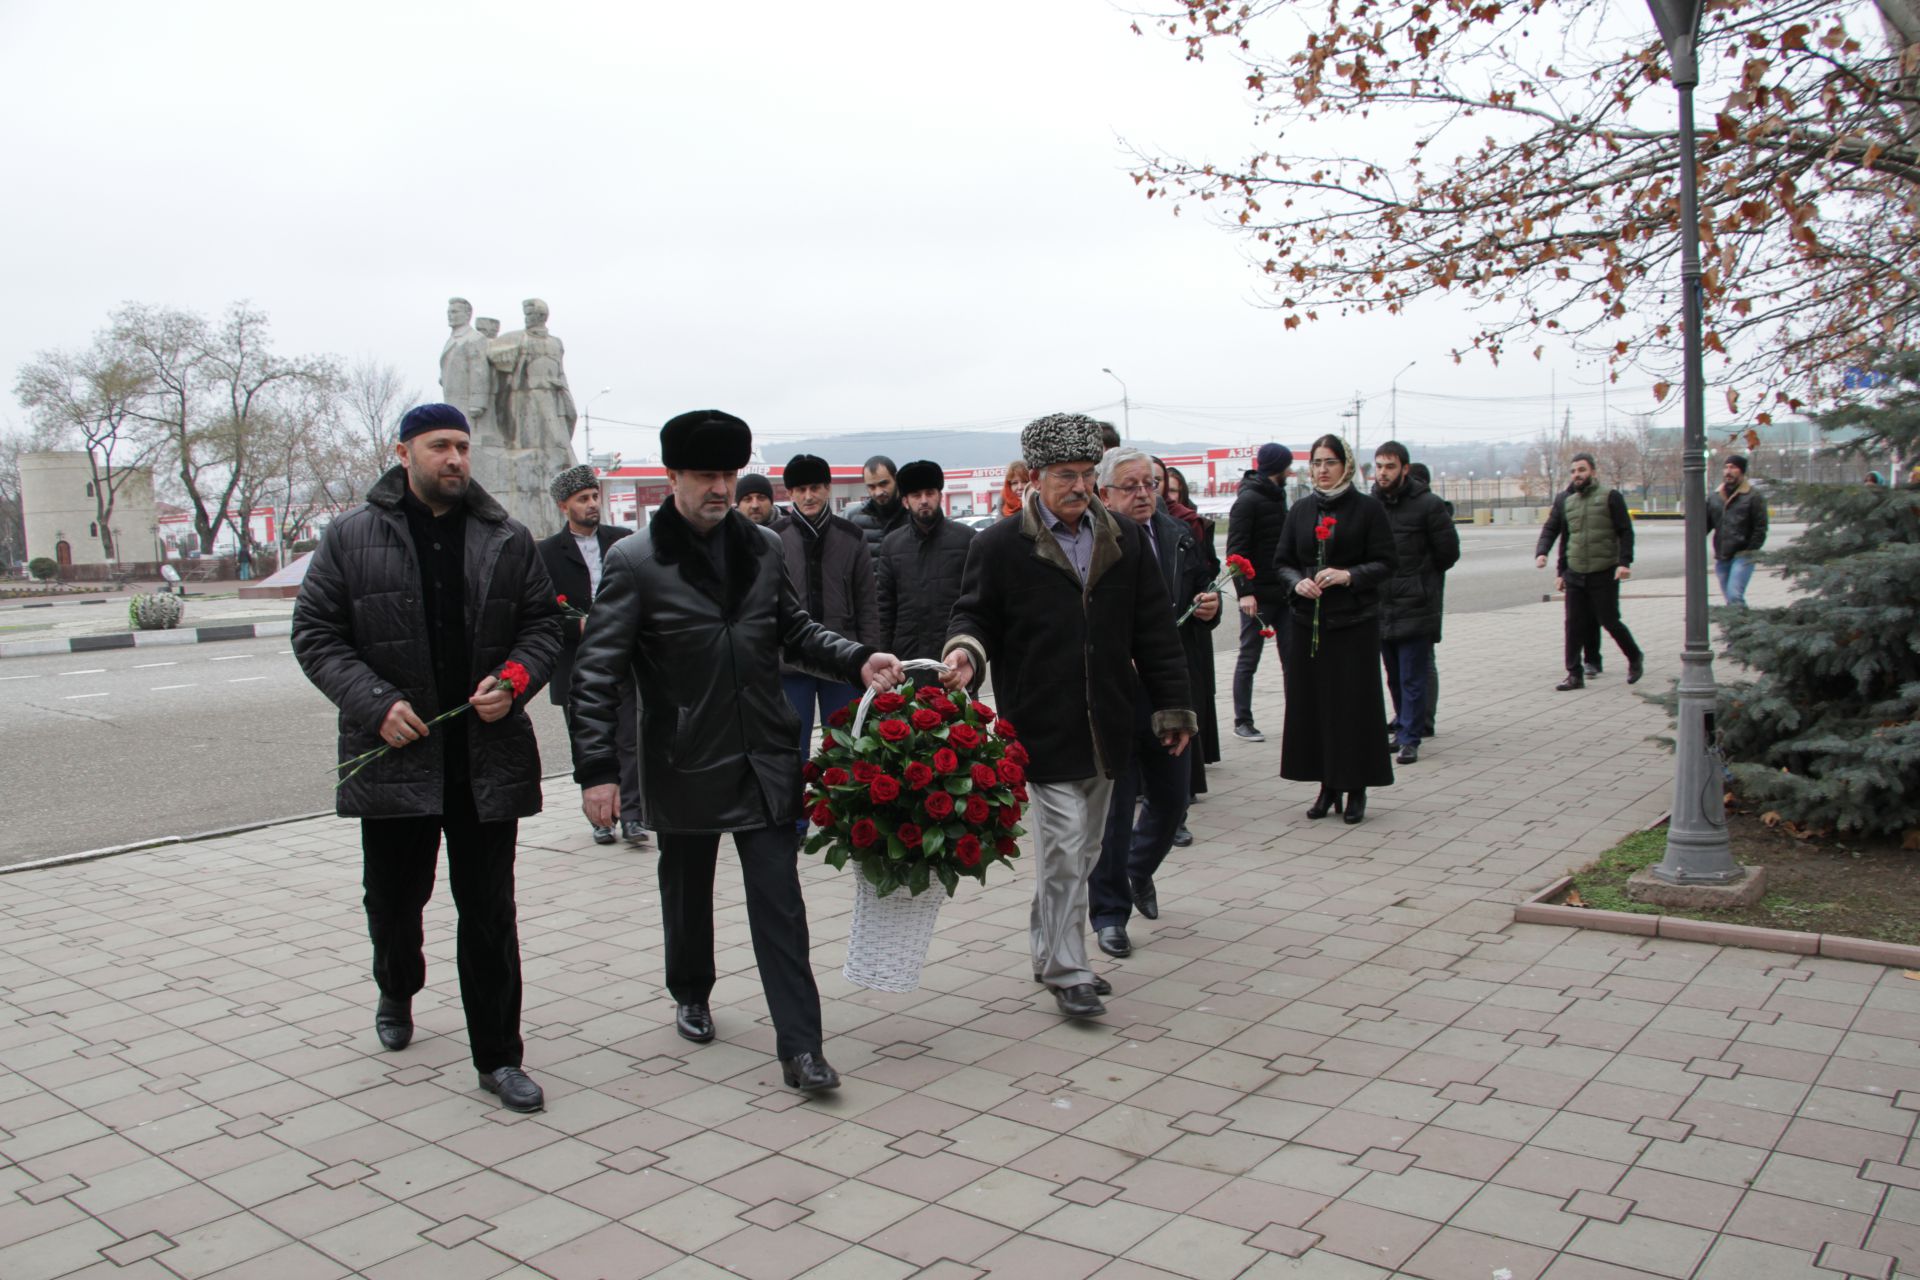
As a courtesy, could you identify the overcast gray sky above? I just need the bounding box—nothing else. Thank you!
[1,0,1695,462]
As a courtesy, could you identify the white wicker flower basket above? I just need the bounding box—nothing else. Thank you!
[843,874,946,993]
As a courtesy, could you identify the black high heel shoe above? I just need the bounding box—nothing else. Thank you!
[1306,785,1342,820]
[1343,790,1367,824]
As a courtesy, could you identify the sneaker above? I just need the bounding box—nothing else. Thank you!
[591,825,617,845]
[1233,723,1265,742]
[621,820,649,846]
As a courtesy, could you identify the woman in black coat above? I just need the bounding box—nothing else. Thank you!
[1273,434,1397,823]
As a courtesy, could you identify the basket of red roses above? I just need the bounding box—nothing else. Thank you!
[802,659,1030,992]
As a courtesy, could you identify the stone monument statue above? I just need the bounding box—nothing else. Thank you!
[434,297,578,536]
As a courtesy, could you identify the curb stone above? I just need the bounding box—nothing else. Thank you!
[0,619,292,659]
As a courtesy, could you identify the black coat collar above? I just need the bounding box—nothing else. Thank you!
[650,497,766,619]
[367,465,508,523]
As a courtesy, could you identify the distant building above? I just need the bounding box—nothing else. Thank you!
[20,451,160,567]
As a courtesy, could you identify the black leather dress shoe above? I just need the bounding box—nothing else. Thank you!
[1396,743,1419,765]
[1556,674,1585,692]
[780,1053,841,1092]
[1053,984,1107,1018]
[1584,661,1603,678]
[1132,876,1159,920]
[479,1066,544,1112]
[675,1003,715,1044]
[1035,972,1112,996]
[591,825,617,845]
[621,820,649,846]
[375,996,412,1052]
[1627,658,1645,685]
[1171,825,1193,848]
[1096,925,1132,958]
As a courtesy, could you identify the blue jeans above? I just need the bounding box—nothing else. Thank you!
[780,674,862,756]
[1381,637,1435,750]
[1715,555,1756,607]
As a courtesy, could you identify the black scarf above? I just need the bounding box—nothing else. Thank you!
[649,497,763,620]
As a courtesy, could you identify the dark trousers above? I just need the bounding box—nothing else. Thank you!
[564,680,641,825]
[1089,694,1191,929]
[1564,571,1642,674]
[1417,650,1439,737]
[362,785,523,1073]
[1381,637,1436,750]
[656,825,824,1059]
[1232,606,1288,726]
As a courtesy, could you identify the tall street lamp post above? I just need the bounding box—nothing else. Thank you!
[1390,360,1416,436]
[1645,0,1739,885]
[583,387,613,470]
[1100,368,1131,441]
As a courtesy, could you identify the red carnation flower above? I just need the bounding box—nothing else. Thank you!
[997,759,1025,785]
[903,761,934,790]
[948,723,981,749]
[954,834,982,868]
[1006,742,1029,766]
[828,706,852,727]
[995,836,1018,856]
[932,748,959,774]
[870,774,901,803]
[970,764,997,789]
[964,794,990,825]
[971,701,995,724]
[873,691,907,713]
[1227,553,1256,581]
[897,822,923,849]
[810,802,835,827]
[852,761,881,783]
[915,686,944,704]
[851,819,879,848]
[876,719,912,743]
[924,791,955,820]
[997,804,1021,828]
[995,718,1018,740]
[802,762,821,783]
[1260,627,1276,638]
[822,767,849,787]
[497,661,531,698]
[910,708,944,731]
[555,594,568,605]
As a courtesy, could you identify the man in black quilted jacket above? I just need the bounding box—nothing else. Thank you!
[294,403,562,1114]
[874,459,975,661]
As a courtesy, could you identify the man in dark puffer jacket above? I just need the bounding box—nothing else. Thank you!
[875,459,975,661]
[772,454,881,749]
[294,403,563,1115]
[1370,441,1460,765]
[1226,444,1294,740]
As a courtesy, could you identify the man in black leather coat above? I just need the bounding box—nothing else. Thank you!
[569,410,904,1093]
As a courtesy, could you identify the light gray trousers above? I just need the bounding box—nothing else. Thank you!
[1028,775,1117,989]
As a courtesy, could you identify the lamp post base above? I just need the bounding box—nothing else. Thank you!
[1626,863,1765,908]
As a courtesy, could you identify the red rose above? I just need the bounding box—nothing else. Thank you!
[970,764,997,788]
[822,767,849,786]
[1013,782,1028,802]
[995,836,1018,856]
[910,708,944,731]
[948,724,981,749]
[954,834,982,868]
[924,791,955,820]
[497,661,531,698]
[903,761,934,790]
[870,774,901,803]
[852,761,881,783]
[933,748,959,774]
[997,804,1021,828]
[851,819,879,848]
[810,802,835,827]
[874,691,907,713]
[997,759,1025,785]
[1007,742,1029,766]
[971,701,995,724]
[802,762,821,783]
[897,822,923,848]
[876,719,911,743]
[964,794,990,825]
[936,698,961,722]
[916,686,944,704]
[828,706,852,728]
[995,718,1018,740]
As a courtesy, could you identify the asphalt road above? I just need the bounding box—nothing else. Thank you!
[0,522,1717,867]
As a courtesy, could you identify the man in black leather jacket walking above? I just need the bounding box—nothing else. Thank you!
[569,410,904,1093]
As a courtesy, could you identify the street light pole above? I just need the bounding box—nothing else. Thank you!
[1100,368,1131,441]
[1390,361,1416,436]
[584,387,613,469]
[1646,0,1738,885]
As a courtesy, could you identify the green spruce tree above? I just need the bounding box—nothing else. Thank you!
[1716,357,1920,840]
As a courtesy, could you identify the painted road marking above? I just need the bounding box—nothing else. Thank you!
[63,692,109,700]
[0,674,41,682]
[151,684,196,691]
[133,661,178,669]
[58,669,106,676]
[209,654,253,662]
[228,677,268,683]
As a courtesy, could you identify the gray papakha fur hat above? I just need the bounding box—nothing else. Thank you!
[550,464,598,504]
[1020,412,1107,473]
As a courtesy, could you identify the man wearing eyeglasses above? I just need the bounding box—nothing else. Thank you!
[941,414,1194,1020]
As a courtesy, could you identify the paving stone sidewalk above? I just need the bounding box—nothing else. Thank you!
[4,570,1917,1280]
